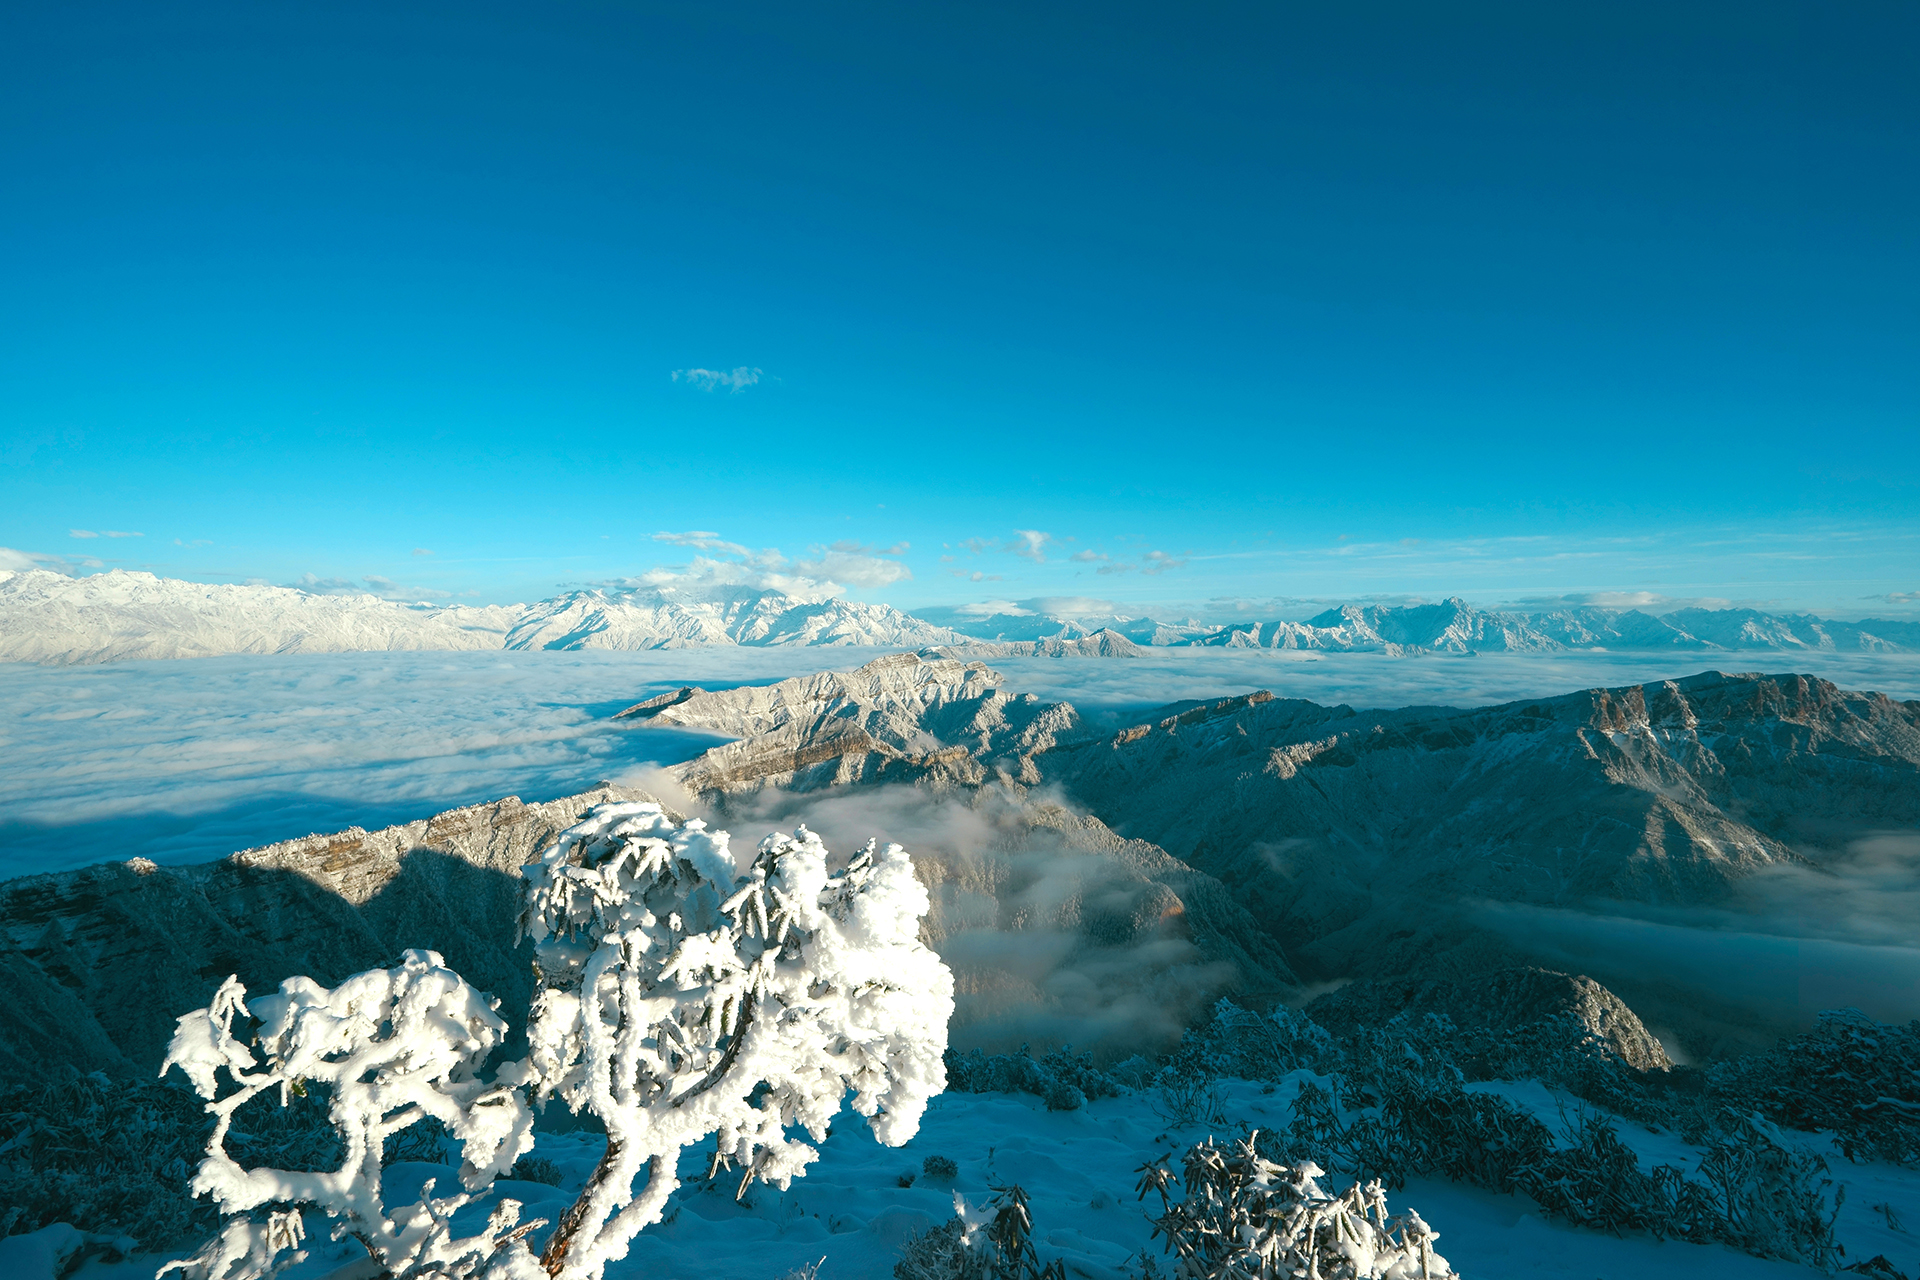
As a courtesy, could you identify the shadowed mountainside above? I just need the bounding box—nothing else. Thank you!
[0,784,655,1079]
[644,656,1920,1051]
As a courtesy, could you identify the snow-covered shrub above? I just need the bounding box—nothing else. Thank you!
[894,1185,1064,1280]
[943,1045,1123,1109]
[1152,1038,1227,1129]
[519,803,953,1280]
[1707,1009,1920,1167]
[1190,1000,1335,1081]
[1135,1134,1452,1279]
[922,1154,959,1181]
[509,1156,563,1187]
[158,949,539,1280]
[1691,1111,1845,1268]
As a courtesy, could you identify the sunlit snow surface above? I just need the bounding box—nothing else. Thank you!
[54,1075,1920,1280]
[6,647,1920,879]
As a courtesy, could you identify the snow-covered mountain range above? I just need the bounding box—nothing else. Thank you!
[4,568,1918,664]
[950,596,1920,654]
[0,569,965,663]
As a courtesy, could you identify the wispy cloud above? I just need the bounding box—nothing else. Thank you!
[290,572,454,601]
[1069,549,1108,563]
[951,570,1004,583]
[1005,530,1052,562]
[68,529,143,539]
[623,533,912,598]
[412,548,433,557]
[671,366,763,393]
[653,530,752,556]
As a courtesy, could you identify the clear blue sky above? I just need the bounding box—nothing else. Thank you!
[2,1,1915,617]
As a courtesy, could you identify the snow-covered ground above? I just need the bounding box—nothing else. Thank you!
[33,1073,1918,1280]
[8,647,1920,879]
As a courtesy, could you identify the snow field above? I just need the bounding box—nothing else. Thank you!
[47,1071,1917,1280]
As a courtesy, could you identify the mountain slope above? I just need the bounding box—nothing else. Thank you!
[649,659,1920,1048]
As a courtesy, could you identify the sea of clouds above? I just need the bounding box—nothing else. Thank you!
[7,645,1920,1052]
[7,645,1920,880]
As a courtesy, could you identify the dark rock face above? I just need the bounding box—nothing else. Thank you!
[0,784,657,1078]
[1307,968,1673,1073]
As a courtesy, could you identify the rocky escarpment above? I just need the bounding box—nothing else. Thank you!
[0,783,660,1079]
[627,653,1089,794]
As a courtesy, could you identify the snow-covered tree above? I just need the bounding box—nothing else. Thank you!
[520,802,954,1280]
[1136,1134,1453,1279]
[158,949,541,1280]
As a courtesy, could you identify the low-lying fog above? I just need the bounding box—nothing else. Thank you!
[5,646,1917,1053]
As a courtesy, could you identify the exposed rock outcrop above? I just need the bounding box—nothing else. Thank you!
[643,653,1088,794]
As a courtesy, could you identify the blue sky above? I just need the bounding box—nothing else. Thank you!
[2,0,1915,617]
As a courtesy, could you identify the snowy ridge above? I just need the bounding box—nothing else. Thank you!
[0,571,964,665]
[6,569,1920,665]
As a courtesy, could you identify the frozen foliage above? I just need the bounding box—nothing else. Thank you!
[1136,1135,1452,1279]
[1179,999,1851,1267]
[518,802,953,1280]
[942,1045,1124,1112]
[894,1184,1066,1280]
[1707,1008,1920,1167]
[0,1071,339,1250]
[157,950,540,1280]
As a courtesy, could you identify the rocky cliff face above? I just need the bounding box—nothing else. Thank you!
[631,653,1086,794]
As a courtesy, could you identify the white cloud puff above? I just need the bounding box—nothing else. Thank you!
[671,366,763,393]
[623,536,913,600]
[1005,530,1052,562]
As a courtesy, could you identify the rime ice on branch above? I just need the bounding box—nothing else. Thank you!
[158,949,541,1280]
[520,802,954,1280]
[156,803,952,1280]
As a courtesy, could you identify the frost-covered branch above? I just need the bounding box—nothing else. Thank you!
[158,950,539,1280]
[520,803,954,1280]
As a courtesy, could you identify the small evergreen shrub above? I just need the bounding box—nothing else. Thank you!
[943,1045,1124,1106]
[510,1155,565,1186]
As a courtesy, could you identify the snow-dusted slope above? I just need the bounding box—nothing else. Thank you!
[0,569,518,664]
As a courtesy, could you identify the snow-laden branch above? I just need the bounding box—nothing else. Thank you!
[521,803,954,1280]
[158,949,539,1280]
